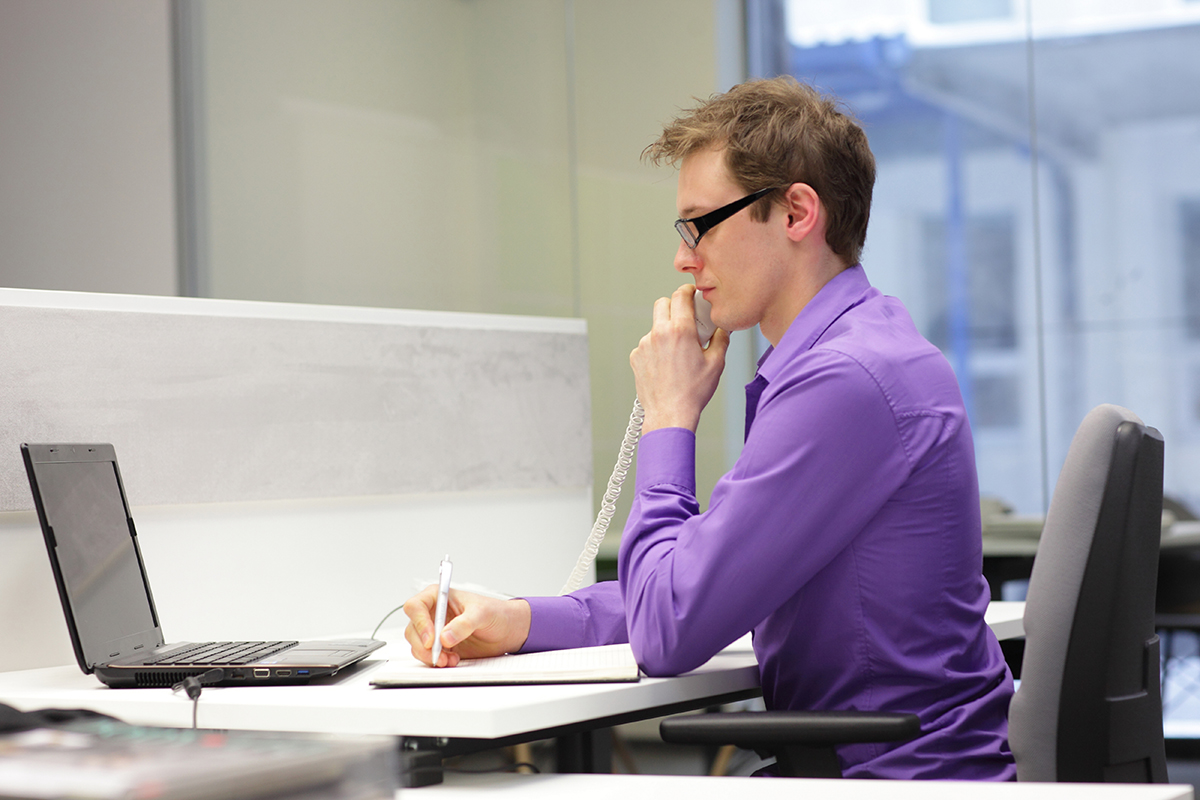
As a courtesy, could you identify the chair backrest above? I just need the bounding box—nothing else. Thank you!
[1009,404,1167,782]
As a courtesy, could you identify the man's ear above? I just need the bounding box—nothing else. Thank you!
[782,183,822,243]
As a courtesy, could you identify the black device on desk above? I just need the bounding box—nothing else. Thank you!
[20,443,383,688]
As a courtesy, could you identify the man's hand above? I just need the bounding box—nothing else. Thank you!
[631,284,730,434]
[403,587,532,667]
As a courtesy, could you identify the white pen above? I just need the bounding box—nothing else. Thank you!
[431,554,453,666]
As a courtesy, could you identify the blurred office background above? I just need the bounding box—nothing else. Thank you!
[0,0,744,548]
[4,0,1200,765]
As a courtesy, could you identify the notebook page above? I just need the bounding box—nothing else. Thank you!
[370,643,640,687]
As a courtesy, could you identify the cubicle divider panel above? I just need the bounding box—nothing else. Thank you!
[0,292,591,507]
[0,289,593,671]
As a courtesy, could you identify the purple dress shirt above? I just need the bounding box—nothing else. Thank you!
[523,266,1015,779]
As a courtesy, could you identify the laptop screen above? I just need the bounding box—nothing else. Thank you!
[31,453,158,666]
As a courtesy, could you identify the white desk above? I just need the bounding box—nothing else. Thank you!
[985,600,1026,640]
[0,605,1025,742]
[428,772,1193,799]
[0,635,759,743]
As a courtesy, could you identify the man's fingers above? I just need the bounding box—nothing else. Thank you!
[403,623,424,653]
[650,286,710,342]
[707,327,731,358]
[651,295,672,328]
[404,620,436,666]
[671,284,694,318]
[403,585,438,647]
[670,285,712,343]
[441,605,484,650]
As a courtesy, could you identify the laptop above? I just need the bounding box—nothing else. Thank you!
[20,443,384,688]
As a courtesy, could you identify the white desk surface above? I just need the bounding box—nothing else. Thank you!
[986,600,1026,640]
[983,537,1042,557]
[426,772,1193,799]
[0,604,1024,739]
[0,635,758,739]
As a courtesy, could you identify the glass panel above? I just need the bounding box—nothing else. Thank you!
[781,0,1200,523]
[921,214,1018,353]
[1185,200,1200,340]
[974,374,1021,429]
[784,0,1040,511]
[189,0,727,560]
[1027,3,1200,515]
[928,0,1014,26]
[197,0,573,317]
[1023,0,1200,731]
[571,2,727,544]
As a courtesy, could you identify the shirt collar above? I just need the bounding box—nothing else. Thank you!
[755,264,874,381]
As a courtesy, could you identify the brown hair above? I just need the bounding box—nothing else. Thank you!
[643,76,875,267]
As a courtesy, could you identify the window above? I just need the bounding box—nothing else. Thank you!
[921,214,1018,353]
[1183,199,1200,339]
[928,0,1014,25]
[780,0,1200,514]
[974,374,1021,428]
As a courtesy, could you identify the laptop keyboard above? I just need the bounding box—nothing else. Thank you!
[141,640,299,666]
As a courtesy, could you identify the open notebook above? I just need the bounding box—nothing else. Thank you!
[369,644,640,687]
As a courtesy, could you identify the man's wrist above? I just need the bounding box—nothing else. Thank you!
[641,407,700,434]
[504,598,532,653]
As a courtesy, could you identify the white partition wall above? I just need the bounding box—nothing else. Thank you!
[0,289,593,672]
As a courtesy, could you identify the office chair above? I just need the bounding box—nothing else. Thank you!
[661,404,1168,781]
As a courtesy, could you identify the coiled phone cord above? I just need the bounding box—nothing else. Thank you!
[559,397,644,594]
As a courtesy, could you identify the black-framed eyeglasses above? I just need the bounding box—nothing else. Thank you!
[674,186,780,249]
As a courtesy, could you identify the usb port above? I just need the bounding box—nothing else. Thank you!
[253,668,270,678]
[297,669,310,675]
[275,669,292,677]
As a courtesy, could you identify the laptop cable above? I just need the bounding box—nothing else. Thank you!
[172,668,225,729]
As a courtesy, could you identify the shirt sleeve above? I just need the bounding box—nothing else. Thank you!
[518,580,629,653]
[618,349,918,676]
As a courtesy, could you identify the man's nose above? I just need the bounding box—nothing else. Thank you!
[674,240,700,273]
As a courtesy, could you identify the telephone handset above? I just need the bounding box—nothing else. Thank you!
[694,291,716,348]
[560,291,715,594]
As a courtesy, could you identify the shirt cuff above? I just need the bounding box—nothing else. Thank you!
[518,582,628,653]
[519,595,584,652]
[635,427,696,494]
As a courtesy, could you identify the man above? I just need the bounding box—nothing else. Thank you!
[404,76,1015,780]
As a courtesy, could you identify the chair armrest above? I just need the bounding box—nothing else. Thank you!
[659,709,921,748]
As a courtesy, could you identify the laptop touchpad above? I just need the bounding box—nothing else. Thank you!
[271,649,356,664]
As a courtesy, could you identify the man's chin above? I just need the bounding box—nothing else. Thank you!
[712,315,746,333]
